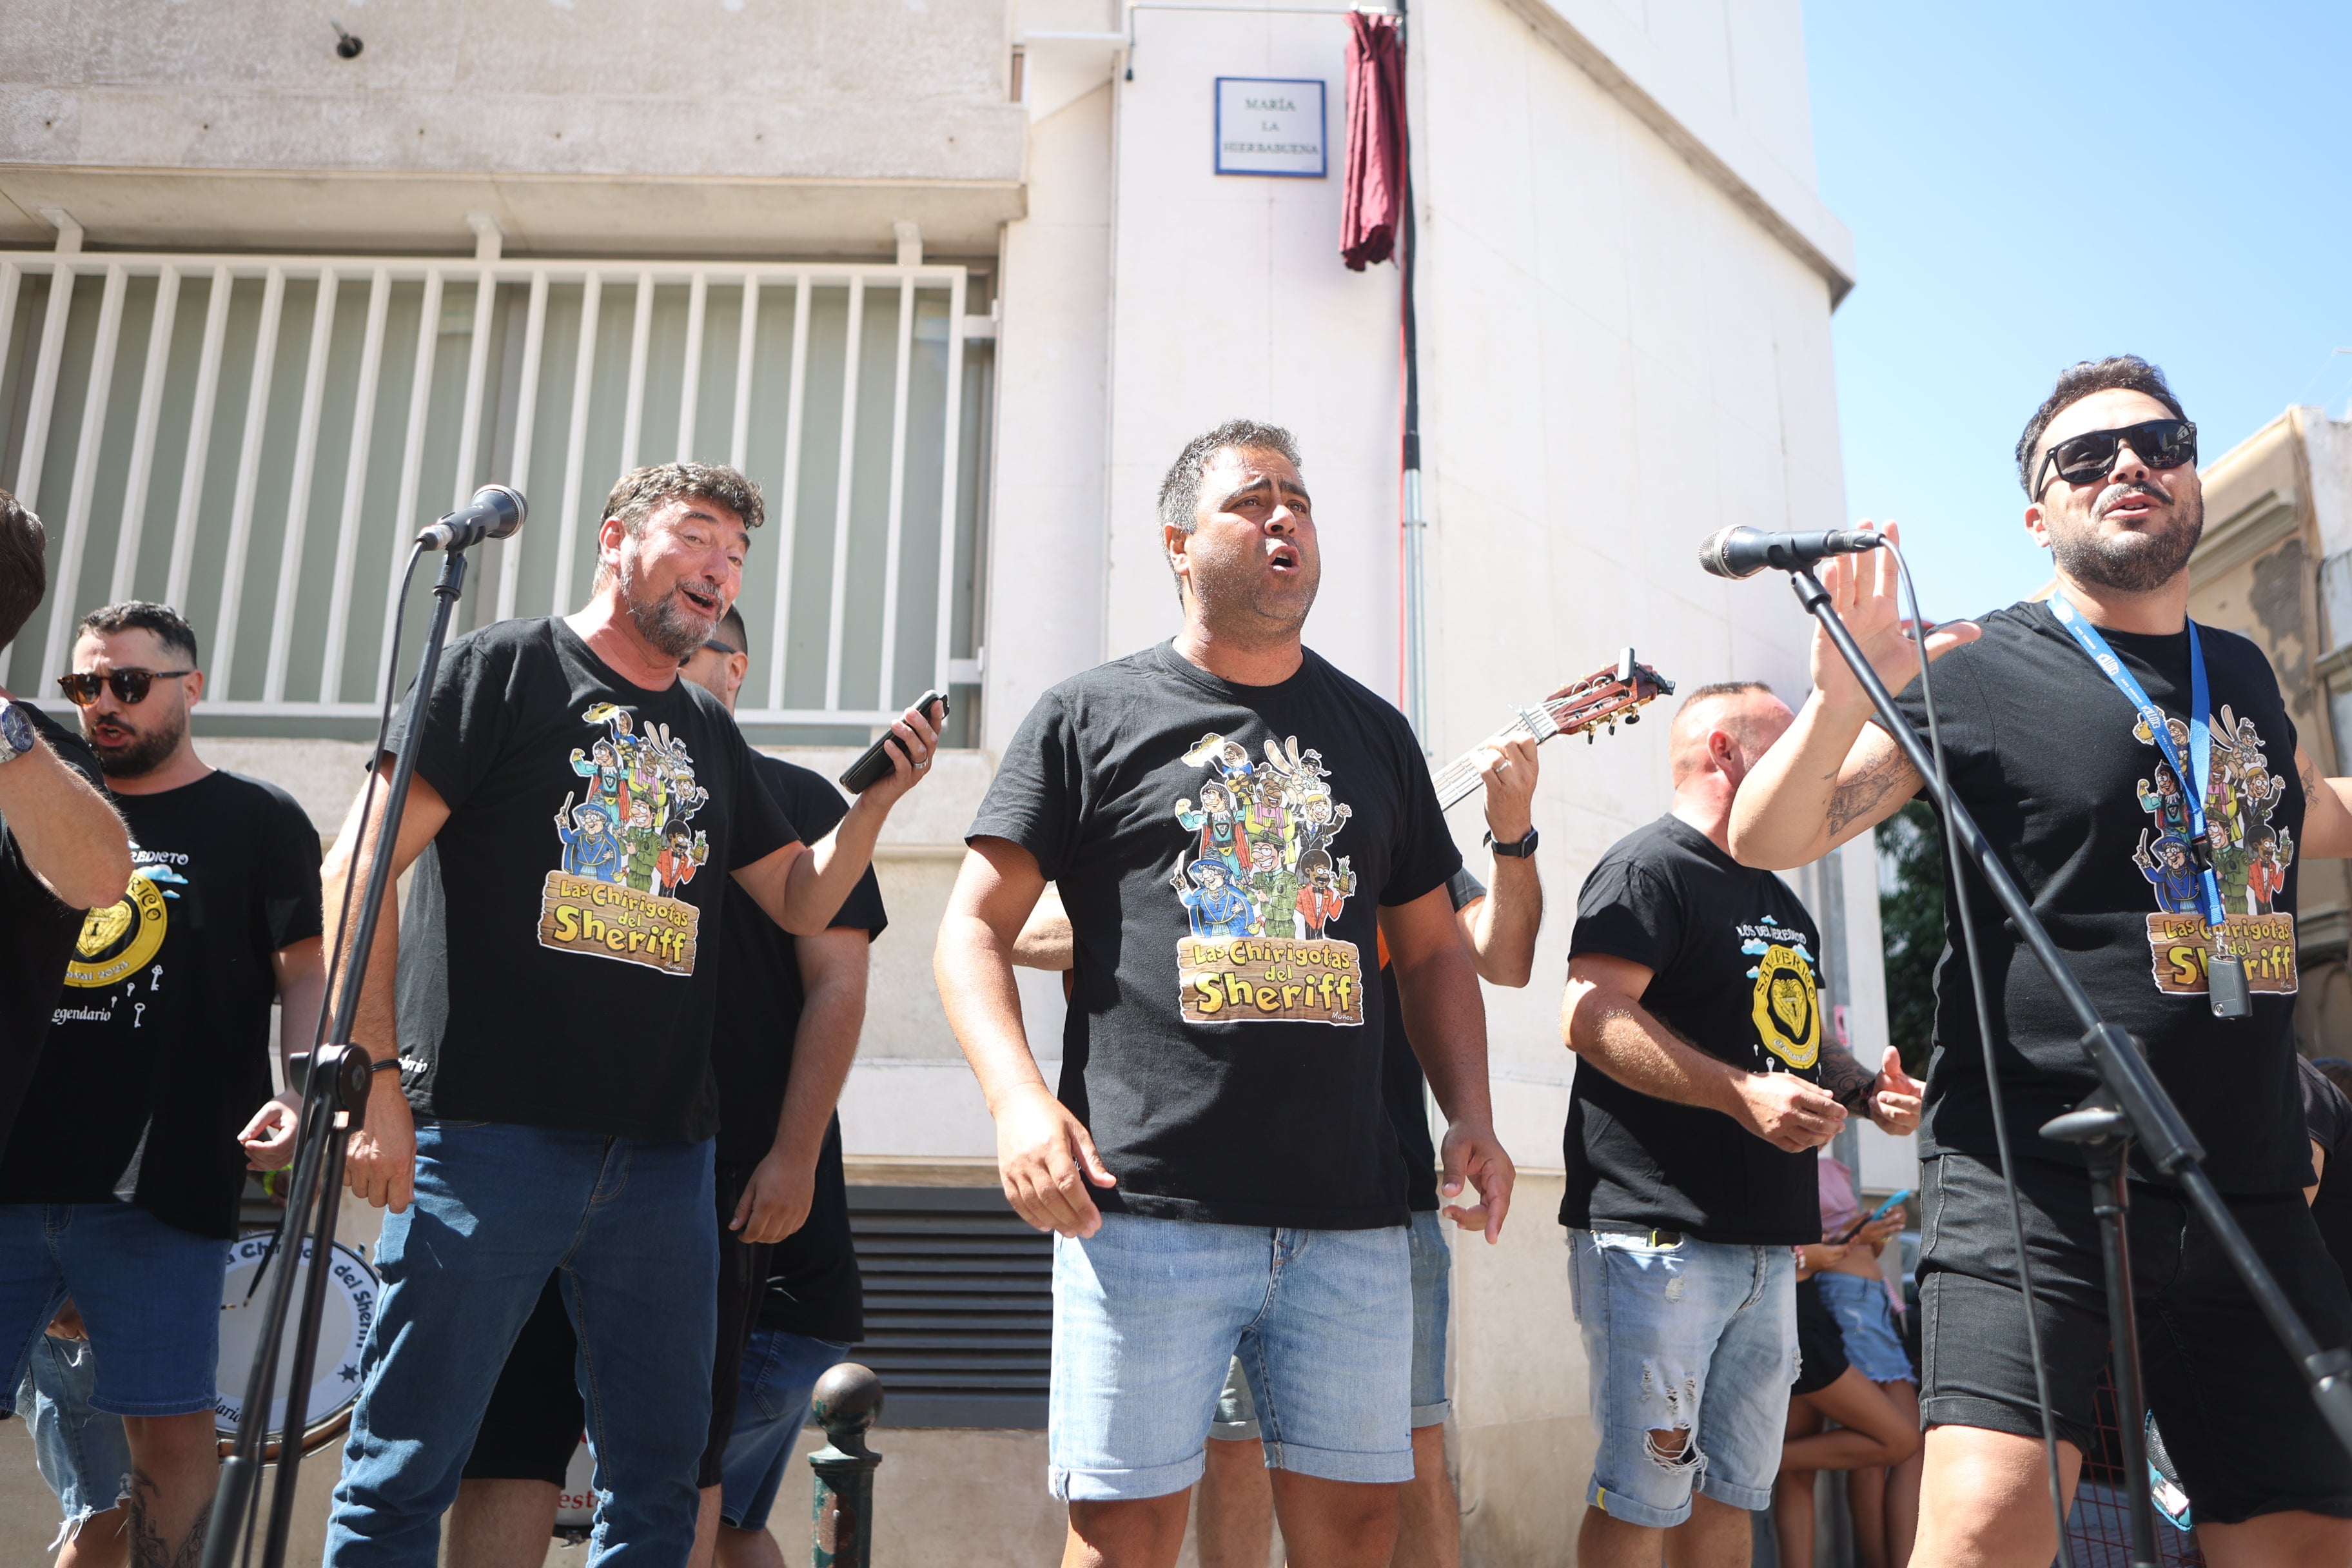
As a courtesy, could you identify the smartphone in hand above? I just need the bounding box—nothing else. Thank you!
[1833,1187,1914,1246]
[839,691,949,794]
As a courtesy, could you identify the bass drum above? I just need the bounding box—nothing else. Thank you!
[215,1231,379,1461]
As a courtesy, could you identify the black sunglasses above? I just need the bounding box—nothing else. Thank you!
[57,668,195,707]
[2033,418,2197,496]
[677,638,740,668]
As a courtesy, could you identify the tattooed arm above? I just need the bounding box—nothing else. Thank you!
[1727,524,1977,870]
[2294,745,2352,859]
[1816,1038,1925,1134]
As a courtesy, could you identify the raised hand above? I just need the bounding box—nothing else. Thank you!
[1867,1044,1924,1136]
[1810,521,1980,718]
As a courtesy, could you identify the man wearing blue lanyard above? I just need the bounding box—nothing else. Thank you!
[1732,356,2352,1567]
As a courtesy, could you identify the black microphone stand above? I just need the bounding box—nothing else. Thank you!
[202,545,475,1568]
[1785,565,2352,1566]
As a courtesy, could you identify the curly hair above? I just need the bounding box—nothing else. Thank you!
[591,462,764,590]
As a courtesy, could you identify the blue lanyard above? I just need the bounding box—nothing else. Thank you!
[2048,595,2227,930]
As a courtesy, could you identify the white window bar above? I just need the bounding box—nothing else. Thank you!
[822,276,867,713]
[35,262,128,691]
[0,248,983,727]
[262,270,341,703]
[375,268,444,706]
[495,270,551,623]
[164,266,235,614]
[206,265,286,702]
[551,271,605,621]
[619,270,654,473]
[108,264,182,605]
[765,277,813,714]
[319,268,393,702]
[677,271,707,462]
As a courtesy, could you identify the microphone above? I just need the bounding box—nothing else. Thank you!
[1697,525,1885,580]
[417,485,527,552]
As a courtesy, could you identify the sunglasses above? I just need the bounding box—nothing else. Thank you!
[676,638,740,668]
[56,667,195,707]
[2033,418,2197,496]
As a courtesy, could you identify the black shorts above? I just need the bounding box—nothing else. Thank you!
[460,1159,778,1491]
[1791,1277,1850,1396]
[1918,1150,2352,1525]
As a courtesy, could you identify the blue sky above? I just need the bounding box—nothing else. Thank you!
[1804,2,2352,623]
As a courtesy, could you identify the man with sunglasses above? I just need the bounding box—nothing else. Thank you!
[1731,357,2352,1565]
[0,599,320,1563]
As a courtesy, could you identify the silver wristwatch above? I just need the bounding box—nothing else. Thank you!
[0,702,35,767]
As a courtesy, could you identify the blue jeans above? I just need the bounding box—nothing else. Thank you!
[1050,1214,1413,1501]
[1815,1269,1914,1385]
[323,1121,718,1567]
[1567,1230,1797,1527]
[716,1329,851,1532]
[0,1202,226,1417]
[19,1333,135,1547]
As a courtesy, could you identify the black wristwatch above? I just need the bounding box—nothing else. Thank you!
[1485,827,1538,858]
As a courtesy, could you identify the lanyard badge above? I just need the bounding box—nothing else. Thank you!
[2049,597,2251,1020]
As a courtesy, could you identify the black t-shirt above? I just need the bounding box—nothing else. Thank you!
[0,708,106,1158]
[0,771,323,1238]
[712,754,888,1162]
[714,754,884,1347]
[1561,813,1827,1244]
[2301,1058,2352,1285]
[1379,867,1487,1212]
[1888,601,2308,1193]
[391,618,798,1142]
[970,642,1462,1229]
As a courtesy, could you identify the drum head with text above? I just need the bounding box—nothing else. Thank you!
[216,1232,378,1458]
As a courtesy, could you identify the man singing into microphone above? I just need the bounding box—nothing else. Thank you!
[1732,357,2352,1566]
[317,462,939,1565]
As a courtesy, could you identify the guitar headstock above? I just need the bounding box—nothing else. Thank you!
[1529,648,1675,742]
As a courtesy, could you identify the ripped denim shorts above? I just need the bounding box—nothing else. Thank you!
[1567,1228,1798,1528]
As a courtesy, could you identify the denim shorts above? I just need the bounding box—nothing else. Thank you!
[18,1333,134,1547]
[1567,1229,1797,1528]
[1050,1213,1413,1500]
[718,1328,852,1532]
[1214,1209,1451,1438]
[0,1203,227,1418]
[1814,1269,1913,1386]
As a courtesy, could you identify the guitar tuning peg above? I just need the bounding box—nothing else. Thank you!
[1624,712,1639,724]
[1608,722,1616,734]
[1585,730,1596,745]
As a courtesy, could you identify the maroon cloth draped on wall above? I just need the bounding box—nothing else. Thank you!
[1340,12,1407,271]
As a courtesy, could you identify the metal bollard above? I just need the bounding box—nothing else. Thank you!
[808,1362,884,1568]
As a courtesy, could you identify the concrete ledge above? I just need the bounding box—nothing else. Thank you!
[1494,0,1856,302]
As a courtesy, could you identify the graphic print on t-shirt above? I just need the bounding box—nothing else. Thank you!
[2128,703,2298,996]
[60,847,186,1012]
[536,703,712,974]
[1741,918,1821,1070]
[1175,732,1366,1026]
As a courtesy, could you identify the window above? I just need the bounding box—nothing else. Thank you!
[0,246,990,741]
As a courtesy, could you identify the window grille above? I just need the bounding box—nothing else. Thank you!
[847,1185,1050,1429]
[0,241,988,732]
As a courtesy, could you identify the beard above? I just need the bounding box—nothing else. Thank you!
[1189,553,1320,646]
[2048,482,2204,594]
[86,709,184,779]
[617,555,716,662]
